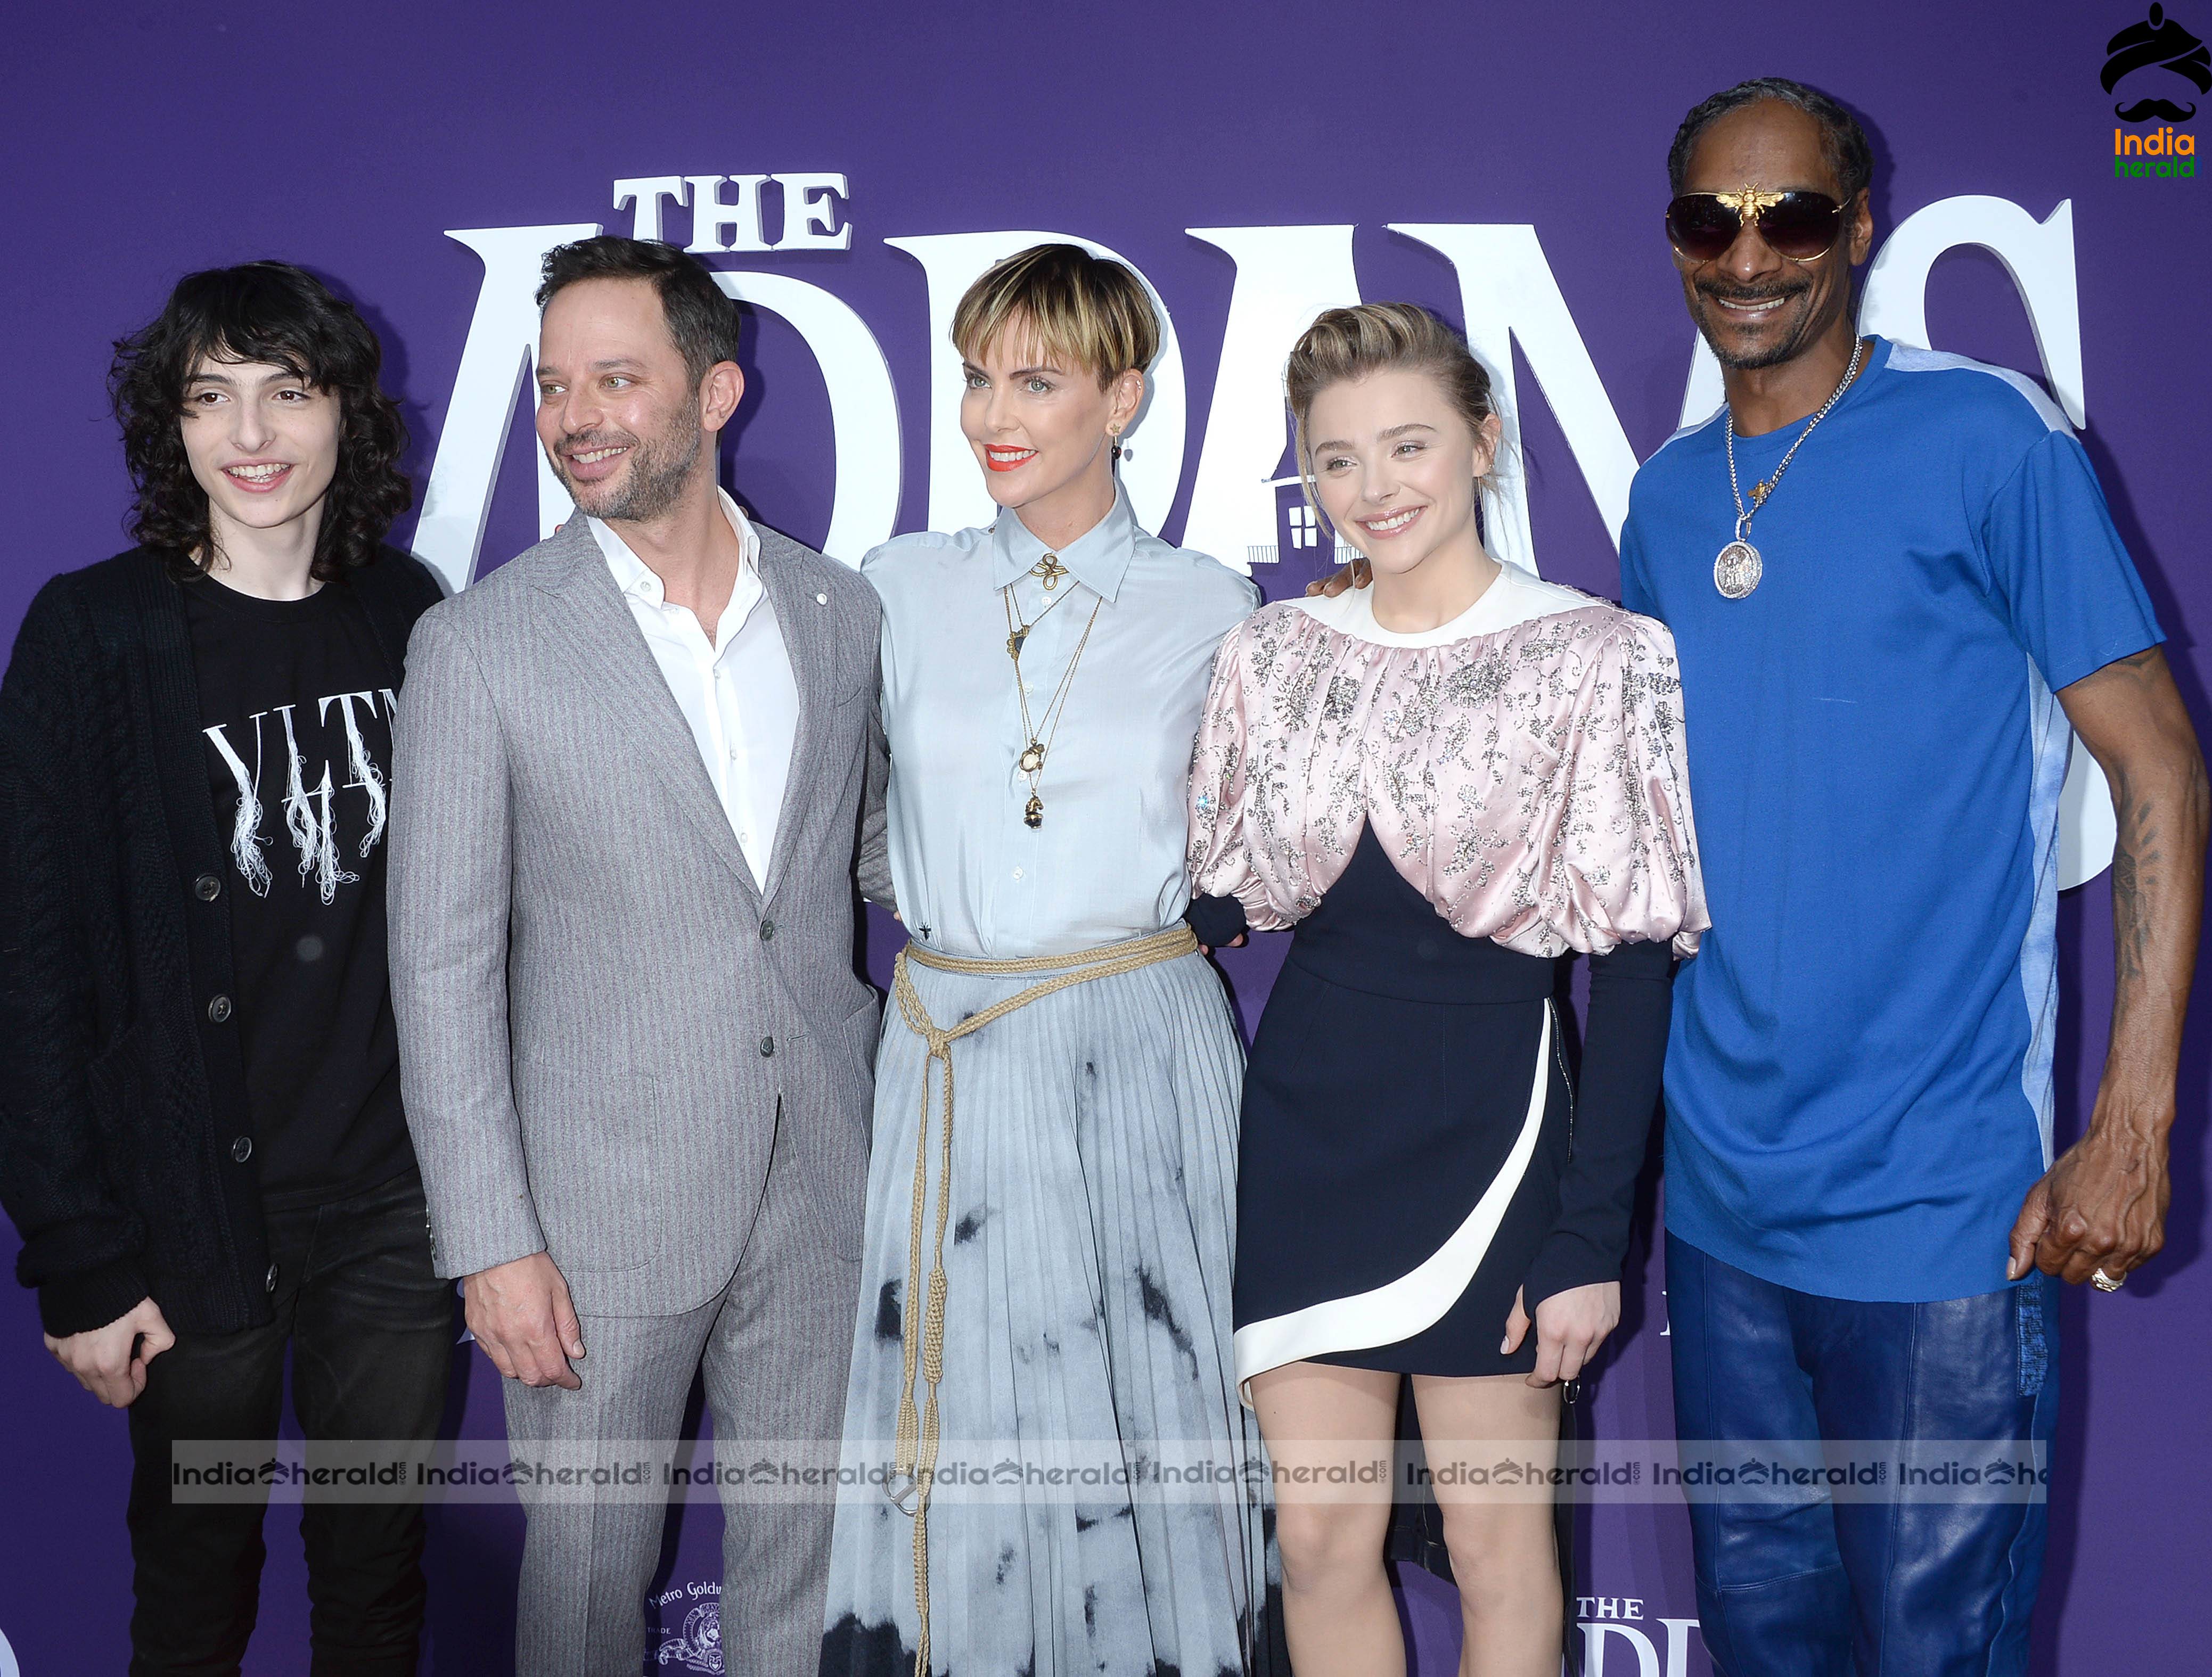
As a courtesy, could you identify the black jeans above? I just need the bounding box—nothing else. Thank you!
[126,1169,454,1676]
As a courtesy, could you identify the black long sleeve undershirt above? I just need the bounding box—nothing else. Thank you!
[1520,935,1675,1313]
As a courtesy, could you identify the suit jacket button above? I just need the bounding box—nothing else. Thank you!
[759,1035,776,1058]
[207,994,233,1023]
[194,874,222,901]
[264,1264,279,1293]
[759,919,775,942]
[231,1135,253,1164]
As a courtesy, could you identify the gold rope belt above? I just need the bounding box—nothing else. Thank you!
[886,922,1198,1674]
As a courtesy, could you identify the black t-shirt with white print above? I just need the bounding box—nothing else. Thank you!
[184,573,412,1209]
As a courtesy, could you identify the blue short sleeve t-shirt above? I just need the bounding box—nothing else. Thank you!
[1619,337,2161,1303]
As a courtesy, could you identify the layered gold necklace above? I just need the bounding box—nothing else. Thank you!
[1002,553,1102,828]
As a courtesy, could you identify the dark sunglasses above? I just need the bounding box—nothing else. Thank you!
[1665,190,1845,263]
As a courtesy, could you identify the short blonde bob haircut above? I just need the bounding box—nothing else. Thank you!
[1285,301,1501,540]
[952,244,1160,388]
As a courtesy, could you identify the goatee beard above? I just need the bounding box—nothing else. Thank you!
[561,421,704,522]
[1694,285,1821,372]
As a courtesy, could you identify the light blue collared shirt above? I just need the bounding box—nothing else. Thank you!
[863,486,1258,960]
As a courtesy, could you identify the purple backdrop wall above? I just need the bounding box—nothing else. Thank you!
[3,4,2206,1672]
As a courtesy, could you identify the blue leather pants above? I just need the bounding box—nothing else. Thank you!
[1666,1233,2059,1676]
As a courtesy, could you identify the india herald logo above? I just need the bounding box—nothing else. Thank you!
[656,1602,723,1673]
[2105,5,2208,121]
[2106,5,2205,173]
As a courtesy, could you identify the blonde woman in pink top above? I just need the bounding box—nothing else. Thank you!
[1187,303,1708,1676]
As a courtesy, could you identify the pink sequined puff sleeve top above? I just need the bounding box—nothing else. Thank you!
[1187,564,1708,958]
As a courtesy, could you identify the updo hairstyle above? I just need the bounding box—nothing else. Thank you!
[1284,302,1501,541]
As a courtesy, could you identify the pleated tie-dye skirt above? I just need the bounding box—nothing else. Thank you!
[820,946,1277,1676]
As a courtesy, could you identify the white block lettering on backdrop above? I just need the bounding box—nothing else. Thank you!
[414,222,601,595]
[1861,197,2083,424]
[1394,222,1643,573]
[414,195,2115,884]
[1577,1614,1707,1677]
[776,174,853,250]
[886,231,1188,540]
[708,270,900,562]
[685,175,773,253]
[611,177,691,242]
[1584,1621,1662,1677]
[1181,225,1362,575]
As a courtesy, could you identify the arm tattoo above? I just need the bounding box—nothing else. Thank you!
[2110,780,2159,999]
[2080,642,2206,1101]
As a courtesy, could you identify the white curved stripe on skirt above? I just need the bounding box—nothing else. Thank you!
[1231,1001,1554,1403]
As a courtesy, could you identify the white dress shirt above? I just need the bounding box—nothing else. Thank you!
[589,490,798,887]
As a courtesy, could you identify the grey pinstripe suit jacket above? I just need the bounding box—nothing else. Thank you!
[387,514,891,1316]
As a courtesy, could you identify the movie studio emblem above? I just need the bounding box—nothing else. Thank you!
[656,1599,724,1673]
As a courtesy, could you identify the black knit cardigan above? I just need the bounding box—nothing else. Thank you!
[0,546,441,1337]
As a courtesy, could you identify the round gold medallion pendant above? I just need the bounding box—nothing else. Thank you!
[1714,540,1763,600]
[1018,743,1046,775]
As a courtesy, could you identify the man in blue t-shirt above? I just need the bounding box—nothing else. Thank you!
[1620,78,2208,1673]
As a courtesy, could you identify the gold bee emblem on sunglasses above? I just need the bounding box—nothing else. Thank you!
[1715,187,1791,218]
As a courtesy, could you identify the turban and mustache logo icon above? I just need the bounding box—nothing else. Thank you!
[2104,4,2210,121]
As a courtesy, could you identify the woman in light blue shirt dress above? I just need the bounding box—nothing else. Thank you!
[821,245,1273,1677]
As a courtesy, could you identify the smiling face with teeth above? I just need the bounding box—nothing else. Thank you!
[1673,100,1873,378]
[1305,366,1502,595]
[179,355,342,557]
[534,276,742,527]
[957,312,1143,548]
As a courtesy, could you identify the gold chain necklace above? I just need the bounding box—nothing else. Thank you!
[1002,583,1102,828]
[1715,334,1865,601]
[1003,562,1078,659]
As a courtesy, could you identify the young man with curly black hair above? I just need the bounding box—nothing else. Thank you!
[0,261,451,1675]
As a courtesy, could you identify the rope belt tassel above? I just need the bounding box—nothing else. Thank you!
[885,923,1198,1675]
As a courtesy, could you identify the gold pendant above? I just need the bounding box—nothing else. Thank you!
[1031,553,1068,591]
[1023,795,1044,828]
[1018,742,1045,775]
[1006,628,1027,660]
[1714,540,1763,599]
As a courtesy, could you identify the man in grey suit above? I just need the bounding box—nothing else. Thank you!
[388,235,890,1675]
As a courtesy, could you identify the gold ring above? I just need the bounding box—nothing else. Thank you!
[2091,1268,2124,1293]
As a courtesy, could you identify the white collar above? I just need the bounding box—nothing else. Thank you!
[591,488,761,606]
[1292,562,1591,648]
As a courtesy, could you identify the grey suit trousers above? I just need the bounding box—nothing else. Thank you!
[503,1114,859,1677]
